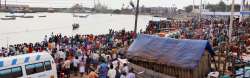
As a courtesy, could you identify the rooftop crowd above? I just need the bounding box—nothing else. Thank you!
[146,18,250,53]
[146,18,250,77]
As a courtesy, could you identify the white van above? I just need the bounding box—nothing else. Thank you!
[0,52,57,78]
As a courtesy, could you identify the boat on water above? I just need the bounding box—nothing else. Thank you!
[73,14,89,18]
[72,23,80,30]
[5,15,16,17]
[1,17,16,20]
[38,15,47,17]
[153,15,161,17]
[79,15,89,18]
[5,15,24,18]
[21,16,34,18]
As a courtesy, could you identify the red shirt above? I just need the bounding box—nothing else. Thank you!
[28,47,33,53]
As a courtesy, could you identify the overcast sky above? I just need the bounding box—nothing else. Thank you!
[2,0,242,9]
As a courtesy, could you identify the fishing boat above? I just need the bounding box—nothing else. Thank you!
[79,15,89,18]
[153,15,161,17]
[5,15,24,18]
[1,17,16,20]
[72,23,80,30]
[21,16,34,18]
[5,15,16,17]
[38,15,47,17]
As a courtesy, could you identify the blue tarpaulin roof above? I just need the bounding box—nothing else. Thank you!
[127,34,214,70]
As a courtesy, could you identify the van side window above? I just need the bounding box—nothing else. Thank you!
[0,68,11,78]
[11,67,23,78]
[35,63,44,73]
[25,62,45,75]
[0,66,23,78]
[44,61,52,70]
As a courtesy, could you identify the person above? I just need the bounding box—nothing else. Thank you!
[98,60,109,78]
[88,67,98,78]
[63,58,71,78]
[44,35,48,42]
[107,64,116,78]
[79,60,85,77]
[120,72,126,78]
[86,55,91,74]
[73,56,80,76]
[122,63,129,75]
[115,66,121,78]
[56,58,64,78]
[92,52,99,68]
[126,68,135,78]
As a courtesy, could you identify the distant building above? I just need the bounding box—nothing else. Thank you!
[0,4,30,12]
[140,7,177,17]
[94,3,108,13]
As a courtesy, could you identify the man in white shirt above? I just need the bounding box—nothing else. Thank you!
[107,65,116,78]
[59,50,66,60]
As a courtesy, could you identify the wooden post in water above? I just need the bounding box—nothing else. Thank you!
[134,0,139,33]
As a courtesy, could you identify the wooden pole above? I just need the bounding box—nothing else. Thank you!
[134,0,139,33]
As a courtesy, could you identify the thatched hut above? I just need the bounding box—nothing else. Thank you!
[127,35,215,78]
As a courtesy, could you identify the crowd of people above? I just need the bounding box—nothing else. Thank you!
[1,17,250,78]
[146,18,250,54]
[145,18,250,77]
[0,29,137,78]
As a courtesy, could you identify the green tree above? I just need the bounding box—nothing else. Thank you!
[218,1,227,12]
[184,5,199,13]
[205,1,240,12]
[113,9,121,14]
[206,3,216,12]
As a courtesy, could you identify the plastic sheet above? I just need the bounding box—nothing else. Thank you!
[127,34,214,69]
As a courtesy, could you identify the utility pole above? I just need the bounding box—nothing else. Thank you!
[239,0,244,21]
[193,0,195,12]
[4,0,6,8]
[0,0,1,9]
[199,0,203,22]
[229,0,234,43]
[229,0,235,77]
[93,0,96,8]
[134,0,140,33]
